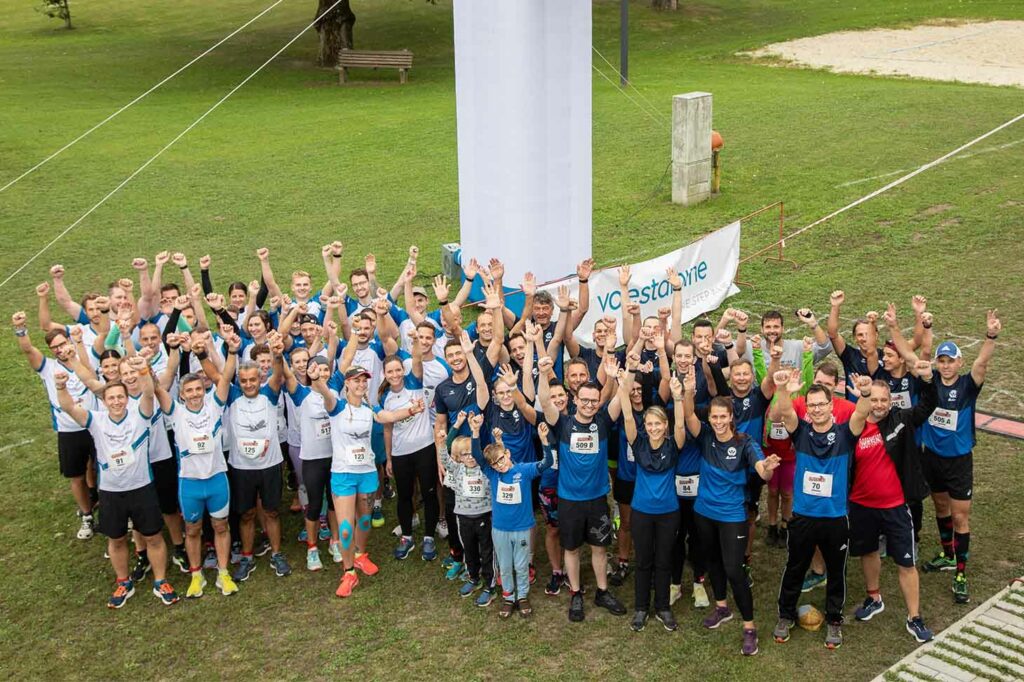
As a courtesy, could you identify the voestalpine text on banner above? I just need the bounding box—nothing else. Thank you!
[541,221,742,347]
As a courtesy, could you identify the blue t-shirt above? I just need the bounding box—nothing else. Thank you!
[693,424,763,523]
[550,409,614,502]
[433,374,482,436]
[732,386,771,442]
[484,401,536,464]
[921,373,981,458]
[790,420,857,518]
[839,345,876,401]
[615,407,645,482]
[538,439,559,489]
[629,433,681,515]
[471,437,552,532]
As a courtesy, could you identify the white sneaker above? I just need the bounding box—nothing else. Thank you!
[392,514,421,537]
[437,518,449,539]
[669,583,682,606]
[307,548,323,572]
[329,541,343,563]
[693,581,710,608]
[77,513,94,540]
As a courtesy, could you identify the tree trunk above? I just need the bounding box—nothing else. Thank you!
[651,0,678,9]
[63,0,72,29]
[315,0,355,67]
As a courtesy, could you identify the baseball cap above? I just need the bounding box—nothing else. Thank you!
[935,341,961,359]
[411,286,428,298]
[344,365,372,379]
[309,356,329,367]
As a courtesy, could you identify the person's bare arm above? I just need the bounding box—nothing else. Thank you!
[12,312,45,370]
[54,371,90,427]
[827,290,847,356]
[257,248,284,301]
[537,356,560,425]
[971,309,1001,386]
[49,265,83,321]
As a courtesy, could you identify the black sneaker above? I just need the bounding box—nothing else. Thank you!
[254,538,272,557]
[595,589,627,616]
[382,478,396,500]
[630,610,648,632]
[569,591,585,622]
[766,525,779,548]
[778,526,789,548]
[545,572,563,596]
[655,609,678,632]
[172,547,190,574]
[130,554,151,583]
[608,561,630,587]
[286,468,298,492]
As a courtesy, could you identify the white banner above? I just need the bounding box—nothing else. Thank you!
[452,0,592,286]
[541,221,742,347]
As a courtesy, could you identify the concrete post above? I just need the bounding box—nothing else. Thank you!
[672,92,712,206]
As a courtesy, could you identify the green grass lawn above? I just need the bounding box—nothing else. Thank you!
[2,0,1023,679]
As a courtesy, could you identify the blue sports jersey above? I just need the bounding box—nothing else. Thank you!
[484,401,536,464]
[790,420,857,518]
[732,386,771,442]
[921,373,981,457]
[471,437,552,532]
[629,433,681,515]
[615,407,645,482]
[693,424,763,523]
[550,410,613,501]
[838,345,876,401]
[433,374,482,436]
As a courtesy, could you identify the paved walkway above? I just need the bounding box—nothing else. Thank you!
[875,579,1024,681]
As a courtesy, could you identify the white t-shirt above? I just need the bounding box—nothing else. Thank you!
[37,358,93,432]
[168,391,227,480]
[87,405,153,492]
[326,398,379,475]
[224,385,284,471]
[289,384,334,461]
[381,374,432,457]
[402,354,450,419]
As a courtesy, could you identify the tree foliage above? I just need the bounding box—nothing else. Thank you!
[37,0,72,29]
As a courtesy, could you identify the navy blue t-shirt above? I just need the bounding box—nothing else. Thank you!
[921,373,981,458]
[433,374,482,437]
[732,386,772,442]
[550,409,614,502]
[693,424,763,523]
[790,420,858,518]
[629,433,681,515]
[484,401,536,465]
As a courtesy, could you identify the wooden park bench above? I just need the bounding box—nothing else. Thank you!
[338,49,413,84]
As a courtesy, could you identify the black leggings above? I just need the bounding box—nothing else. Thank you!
[632,509,679,612]
[695,512,754,622]
[672,497,705,584]
[444,486,463,559]
[456,512,494,587]
[393,444,440,538]
[302,458,334,522]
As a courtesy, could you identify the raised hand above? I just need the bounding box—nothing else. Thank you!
[364,253,377,276]
[453,410,468,429]
[772,369,790,387]
[306,362,322,382]
[256,248,269,262]
[128,355,148,372]
[488,258,504,281]
[537,421,550,443]
[682,368,696,393]
[497,364,519,387]
[248,279,260,295]
[459,330,474,353]
[331,241,344,258]
[987,309,1001,336]
[911,295,927,315]
[625,301,640,316]
[734,310,750,328]
[36,282,50,297]
[786,368,802,394]
[50,264,65,280]
[853,373,873,395]
[206,293,225,310]
[802,336,814,354]
[666,266,681,290]
[537,356,554,373]
[556,285,576,312]
[521,272,536,297]
[54,370,69,390]
[669,375,683,400]
[468,412,484,435]
[764,454,782,472]
[69,326,83,344]
[577,258,595,281]
[830,290,845,308]
[132,257,149,271]
[716,329,732,346]
[883,302,898,328]
[769,342,784,360]
[913,359,933,379]
[12,311,27,328]
[154,251,170,266]
[462,258,480,282]
[482,279,501,310]
[171,252,188,268]
[796,307,817,327]
[432,275,450,302]
[618,264,631,287]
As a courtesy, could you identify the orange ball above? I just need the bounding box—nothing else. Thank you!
[711,130,724,151]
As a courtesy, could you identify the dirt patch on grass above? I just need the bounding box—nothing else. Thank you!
[920,203,954,216]
[744,21,1024,88]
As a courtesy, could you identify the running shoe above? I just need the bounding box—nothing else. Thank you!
[254,538,272,557]
[394,536,415,560]
[545,573,563,596]
[906,616,934,643]
[692,581,710,608]
[766,525,779,548]
[329,541,343,563]
[476,588,496,607]
[594,589,626,616]
[702,605,734,630]
[801,571,826,592]
[108,579,135,609]
[172,547,190,574]
[392,514,420,537]
[953,572,970,604]
[130,554,151,583]
[854,597,885,621]
[186,572,207,598]
[778,526,789,547]
[336,570,358,598]
[460,578,481,598]
[445,560,465,581]
[371,505,385,529]
[631,610,648,632]
[669,583,682,606]
[307,548,323,572]
[203,545,218,570]
[499,599,516,619]
[608,561,629,587]
[318,518,331,541]
[568,591,585,622]
[153,580,179,606]
[233,556,256,582]
[922,551,956,572]
[773,617,794,643]
[229,541,242,565]
[656,609,678,632]
[297,527,308,543]
[382,478,395,500]
[742,628,759,656]
[216,570,239,596]
[270,552,292,577]
[825,623,843,649]
[353,552,379,576]
[441,554,455,571]
[518,598,533,618]
[77,512,94,540]
[422,537,438,562]
[437,518,449,539]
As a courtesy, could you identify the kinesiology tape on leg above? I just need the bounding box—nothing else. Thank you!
[339,519,354,550]
[357,514,373,532]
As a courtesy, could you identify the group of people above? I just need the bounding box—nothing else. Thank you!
[13,243,1001,656]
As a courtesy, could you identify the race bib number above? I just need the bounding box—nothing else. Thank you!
[891,391,912,410]
[237,438,267,460]
[802,471,833,498]
[570,432,598,454]
[928,408,958,432]
[625,444,635,463]
[462,475,486,498]
[497,482,521,505]
[109,449,135,470]
[675,474,699,498]
[345,444,369,465]
[769,422,787,440]
[190,432,214,455]
[315,419,332,441]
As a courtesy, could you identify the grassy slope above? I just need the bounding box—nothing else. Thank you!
[1,0,1023,679]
